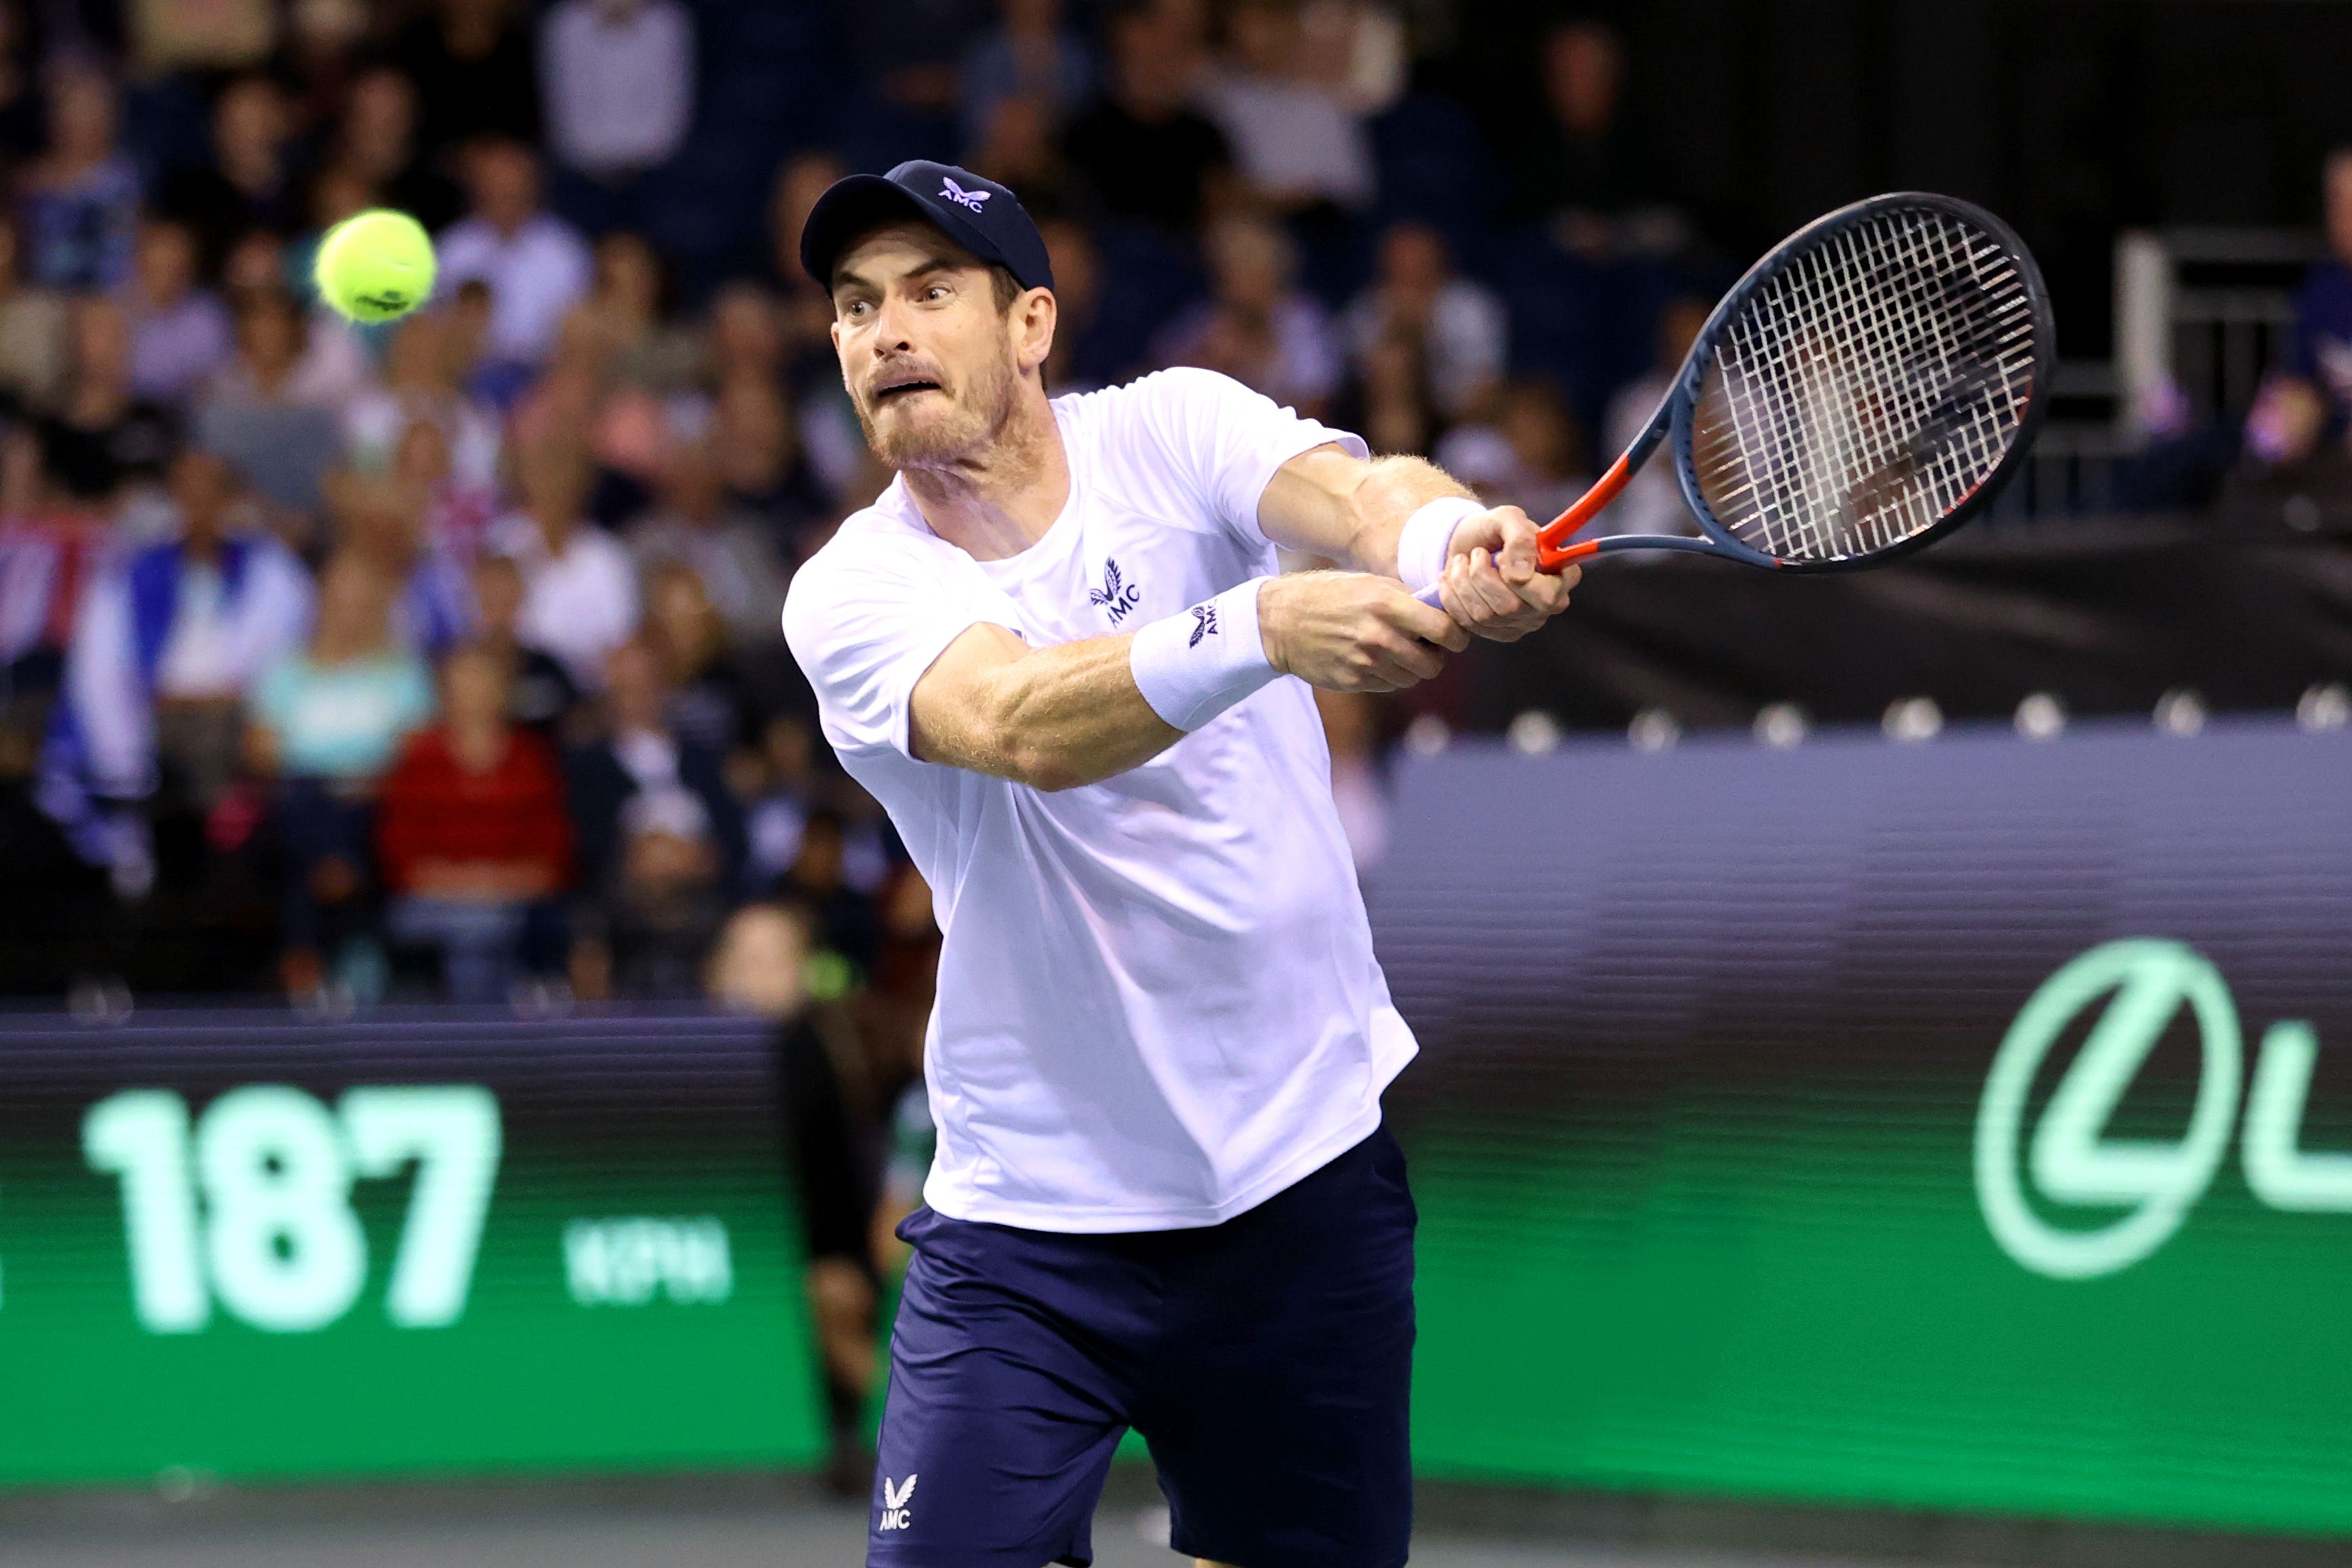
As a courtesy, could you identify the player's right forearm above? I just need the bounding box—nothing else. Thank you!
[910,623,1183,792]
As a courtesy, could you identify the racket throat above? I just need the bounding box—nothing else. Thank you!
[1535,454,1635,570]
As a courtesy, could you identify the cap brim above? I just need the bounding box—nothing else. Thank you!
[798,174,1005,289]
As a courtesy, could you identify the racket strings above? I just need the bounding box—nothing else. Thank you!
[1690,205,2041,562]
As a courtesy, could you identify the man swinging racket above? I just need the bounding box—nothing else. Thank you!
[784,161,1576,1568]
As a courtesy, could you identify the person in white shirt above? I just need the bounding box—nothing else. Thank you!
[538,0,694,180]
[487,438,637,686]
[1196,0,1374,211]
[786,160,1573,1568]
[1341,220,1507,421]
[434,139,593,368]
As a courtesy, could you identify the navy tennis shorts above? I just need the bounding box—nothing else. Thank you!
[868,1123,1417,1568]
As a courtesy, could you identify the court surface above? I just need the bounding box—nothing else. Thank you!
[0,1484,1942,1568]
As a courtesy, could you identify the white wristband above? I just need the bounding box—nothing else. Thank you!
[1395,495,1485,593]
[1129,577,1280,732]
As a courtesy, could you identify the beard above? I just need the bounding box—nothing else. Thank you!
[855,347,1022,471]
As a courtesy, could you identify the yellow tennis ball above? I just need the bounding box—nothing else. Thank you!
[313,209,437,324]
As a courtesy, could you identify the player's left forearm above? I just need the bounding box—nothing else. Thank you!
[1258,449,1473,580]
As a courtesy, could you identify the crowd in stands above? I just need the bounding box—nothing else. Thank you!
[0,0,2330,1489]
[0,0,1729,1015]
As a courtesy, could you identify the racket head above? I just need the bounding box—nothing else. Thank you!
[1664,192,2055,572]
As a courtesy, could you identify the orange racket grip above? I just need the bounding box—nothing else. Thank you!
[1409,454,1632,607]
[1529,454,1633,572]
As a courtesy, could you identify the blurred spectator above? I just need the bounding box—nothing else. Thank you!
[277,0,371,143]
[245,552,434,998]
[739,711,822,891]
[0,685,108,990]
[961,0,1095,154]
[772,150,847,356]
[131,0,273,74]
[1299,0,1408,115]
[1035,211,1110,392]
[0,214,66,413]
[1433,377,1589,524]
[119,217,232,406]
[393,0,543,164]
[41,296,177,503]
[574,231,699,394]
[194,287,341,514]
[628,436,791,650]
[1597,295,1706,536]
[777,807,879,975]
[437,137,594,370]
[768,162,870,505]
[343,310,504,534]
[392,418,501,564]
[566,634,745,998]
[1341,221,1504,420]
[1198,0,1373,213]
[1337,323,1435,457]
[707,279,783,388]
[329,471,473,656]
[20,63,141,291]
[53,451,311,824]
[1154,214,1341,414]
[539,0,693,233]
[1062,0,1234,235]
[154,75,297,270]
[488,438,637,685]
[967,93,1080,213]
[219,226,290,295]
[707,898,889,1492]
[469,550,580,734]
[325,66,461,234]
[642,559,758,759]
[1513,18,1679,253]
[2250,147,2352,463]
[711,370,824,536]
[377,642,572,1002]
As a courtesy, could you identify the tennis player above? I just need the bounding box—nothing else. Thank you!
[785,161,1574,1568]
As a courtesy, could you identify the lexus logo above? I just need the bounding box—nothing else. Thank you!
[1975,939,2352,1279]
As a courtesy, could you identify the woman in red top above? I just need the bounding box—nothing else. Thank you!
[377,642,573,1002]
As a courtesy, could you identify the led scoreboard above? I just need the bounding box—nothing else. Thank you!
[0,1008,824,1485]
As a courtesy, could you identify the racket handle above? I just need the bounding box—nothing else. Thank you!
[1410,457,1634,608]
[1412,536,1607,608]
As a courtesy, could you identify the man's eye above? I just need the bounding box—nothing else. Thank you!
[845,301,869,317]
[924,285,949,301]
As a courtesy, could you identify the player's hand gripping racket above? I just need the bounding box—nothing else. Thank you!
[1419,192,2054,606]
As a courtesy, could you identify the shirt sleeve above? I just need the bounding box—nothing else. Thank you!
[1129,366,1368,551]
[781,534,999,761]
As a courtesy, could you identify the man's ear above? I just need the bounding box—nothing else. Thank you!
[1015,287,1057,375]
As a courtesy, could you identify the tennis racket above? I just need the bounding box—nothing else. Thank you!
[1417,191,2054,604]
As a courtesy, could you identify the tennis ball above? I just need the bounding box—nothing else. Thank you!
[313,209,437,324]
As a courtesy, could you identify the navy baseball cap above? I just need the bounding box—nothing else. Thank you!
[799,161,1055,294]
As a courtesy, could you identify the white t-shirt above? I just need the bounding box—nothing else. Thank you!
[488,513,640,687]
[783,368,1417,1232]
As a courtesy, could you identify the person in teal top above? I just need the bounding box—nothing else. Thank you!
[249,636,435,780]
[245,552,436,999]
